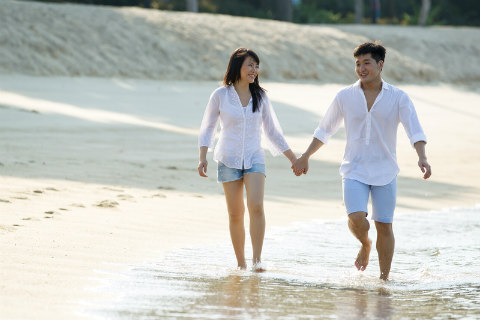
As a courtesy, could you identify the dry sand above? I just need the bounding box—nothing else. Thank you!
[1,1,480,319]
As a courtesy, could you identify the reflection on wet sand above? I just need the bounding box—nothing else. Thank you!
[86,207,480,319]
[153,273,394,319]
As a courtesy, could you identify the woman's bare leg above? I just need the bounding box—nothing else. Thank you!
[222,179,246,269]
[244,173,266,270]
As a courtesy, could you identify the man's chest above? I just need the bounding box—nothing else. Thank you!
[343,99,397,124]
[364,91,379,111]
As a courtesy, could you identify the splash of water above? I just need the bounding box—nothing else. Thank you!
[84,206,480,319]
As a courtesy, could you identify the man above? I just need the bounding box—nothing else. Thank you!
[294,42,431,280]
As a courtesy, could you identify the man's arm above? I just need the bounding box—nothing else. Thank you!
[414,141,431,179]
[294,93,342,176]
[293,138,324,176]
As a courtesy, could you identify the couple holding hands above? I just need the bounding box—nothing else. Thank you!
[198,43,431,280]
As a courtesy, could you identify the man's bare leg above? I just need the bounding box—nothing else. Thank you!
[375,221,394,280]
[348,211,372,271]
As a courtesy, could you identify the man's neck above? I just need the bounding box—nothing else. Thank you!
[360,77,383,91]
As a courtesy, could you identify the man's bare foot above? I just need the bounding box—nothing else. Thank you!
[355,239,372,271]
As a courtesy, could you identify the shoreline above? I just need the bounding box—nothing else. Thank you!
[78,203,480,320]
[1,76,480,319]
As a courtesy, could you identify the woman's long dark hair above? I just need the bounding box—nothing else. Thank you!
[223,48,265,112]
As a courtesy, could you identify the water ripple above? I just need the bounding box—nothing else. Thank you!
[84,206,480,319]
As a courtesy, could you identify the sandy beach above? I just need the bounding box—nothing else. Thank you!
[1,1,480,319]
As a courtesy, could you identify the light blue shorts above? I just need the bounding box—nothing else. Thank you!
[217,162,266,183]
[342,177,397,223]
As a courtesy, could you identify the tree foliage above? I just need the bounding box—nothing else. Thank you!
[28,0,480,26]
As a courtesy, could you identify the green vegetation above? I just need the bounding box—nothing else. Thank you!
[28,0,480,26]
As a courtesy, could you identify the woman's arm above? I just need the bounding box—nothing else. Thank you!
[294,138,324,176]
[198,90,220,178]
[283,149,297,165]
[261,96,290,156]
[198,91,221,151]
[198,146,209,177]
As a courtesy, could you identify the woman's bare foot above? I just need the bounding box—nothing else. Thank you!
[355,239,372,271]
[252,262,266,272]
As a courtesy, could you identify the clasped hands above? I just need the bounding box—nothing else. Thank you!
[291,154,309,176]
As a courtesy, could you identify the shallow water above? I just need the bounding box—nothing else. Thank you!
[85,206,480,319]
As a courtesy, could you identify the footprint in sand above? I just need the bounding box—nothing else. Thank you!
[0,199,11,203]
[102,187,124,192]
[71,203,86,208]
[11,196,29,200]
[117,194,135,202]
[33,190,43,194]
[44,211,56,218]
[150,193,167,198]
[43,210,59,219]
[157,186,175,190]
[22,217,38,221]
[0,225,16,232]
[95,200,119,208]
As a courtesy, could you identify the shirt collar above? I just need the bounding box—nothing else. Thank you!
[354,79,390,91]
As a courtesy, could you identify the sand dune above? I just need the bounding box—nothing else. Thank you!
[1,0,480,86]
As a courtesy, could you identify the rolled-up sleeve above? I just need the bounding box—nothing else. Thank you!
[261,96,290,156]
[198,90,220,151]
[399,92,427,147]
[313,94,343,144]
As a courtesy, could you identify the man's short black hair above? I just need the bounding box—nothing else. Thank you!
[353,42,386,63]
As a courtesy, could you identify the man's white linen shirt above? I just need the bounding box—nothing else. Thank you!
[313,80,427,186]
[199,85,290,169]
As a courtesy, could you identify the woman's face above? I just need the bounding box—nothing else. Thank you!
[240,56,259,83]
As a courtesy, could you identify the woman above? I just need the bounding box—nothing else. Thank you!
[197,48,296,271]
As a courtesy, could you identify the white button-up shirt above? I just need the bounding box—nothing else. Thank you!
[199,85,290,169]
[314,80,427,186]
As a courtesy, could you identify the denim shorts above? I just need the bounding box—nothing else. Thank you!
[342,177,397,223]
[217,162,266,183]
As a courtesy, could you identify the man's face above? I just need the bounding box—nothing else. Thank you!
[355,53,383,83]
